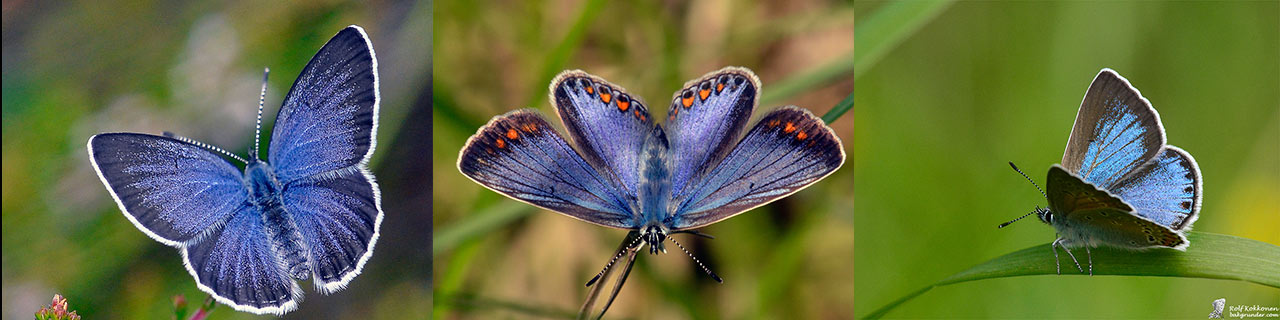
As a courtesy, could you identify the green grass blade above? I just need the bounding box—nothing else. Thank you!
[823,90,853,124]
[760,49,854,108]
[862,232,1280,319]
[433,201,533,256]
[854,0,955,80]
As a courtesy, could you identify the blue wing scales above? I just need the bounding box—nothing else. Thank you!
[183,206,302,314]
[1108,146,1201,230]
[550,70,652,197]
[268,26,379,181]
[1061,69,1165,188]
[666,67,760,199]
[88,133,246,245]
[458,110,637,229]
[669,107,845,230]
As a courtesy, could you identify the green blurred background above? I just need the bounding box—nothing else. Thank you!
[433,0,853,318]
[2,1,431,319]
[855,1,1279,318]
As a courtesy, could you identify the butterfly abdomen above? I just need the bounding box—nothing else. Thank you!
[245,162,312,280]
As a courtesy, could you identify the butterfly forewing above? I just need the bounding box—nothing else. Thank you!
[1062,69,1166,189]
[458,110,637,229]
[88,133,247,246]
[551,71,653,198]
[666,67,760,199]
[268,26,379,180]
[669,106,845,230]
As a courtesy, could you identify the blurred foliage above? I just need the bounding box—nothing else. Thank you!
[854,1,1280,318]
[2,1,431,319]
[432,0,853,319]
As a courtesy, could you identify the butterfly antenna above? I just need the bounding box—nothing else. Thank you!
[668,236,723,283]
[998,207,1040,228]
[1009,162,1046,199]
[252,68,269,161]
[163,132,248,164]
[585,236,644,287]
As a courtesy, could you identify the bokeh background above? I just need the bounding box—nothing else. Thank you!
[432,0,853,318]
[855,1,1279,318]
[2,1,431,319]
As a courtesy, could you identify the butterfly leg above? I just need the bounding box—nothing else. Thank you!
[1060,242,1084,274]
[1086,247,1093,276]
[1051,238,1063,275]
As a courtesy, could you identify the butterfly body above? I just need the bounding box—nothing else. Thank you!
[458,66,844,275]
[243,160,312,280]
[88,26,381,314]
[1013,68,1201,274]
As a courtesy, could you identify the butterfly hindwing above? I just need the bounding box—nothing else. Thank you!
[669,106,845,230]
[458,110,637,229]
[550,70,653,197]
[182,206,303,314]
[666,67,760,198]
[1061,69,1166,188]
[1107,146,1202,230]
[268,25,379,181]
[1046,165,1186,249]
[282,172,381,292]
[87,133,247,245]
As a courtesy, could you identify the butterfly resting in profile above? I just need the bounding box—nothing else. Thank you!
[458,67,845,311]
[1002,68,1202,275]
[88,26,382,314]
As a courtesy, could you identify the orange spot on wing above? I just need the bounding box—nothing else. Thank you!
[797,131,808,140]
[496,138,506,149]
[784,122,796,133]
[601,93,613,104]
[682,96,694,108]
[586,86,594,94]
[618,100,630,111]
[506,128,519,139]
[699,89,710,100]
[716,83,725,92]
[640,114,646,122]
[768,119,780,128]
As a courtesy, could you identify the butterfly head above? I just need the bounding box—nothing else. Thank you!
[1034,206,1053,225]
[640,223,669,255]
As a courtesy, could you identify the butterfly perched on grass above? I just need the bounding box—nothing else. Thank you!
[88,26,382,314]
[1003,68,1202,275]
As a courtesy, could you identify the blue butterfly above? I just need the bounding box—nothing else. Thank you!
[87,25,382,314]
[457,67,845,297]
[1003,68,1202,275]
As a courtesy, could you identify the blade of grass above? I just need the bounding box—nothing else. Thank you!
[861,232,1280,319]
[854,0,955,80]
[524,0,607,112]
[760,48,854,108]
[823,89,853,124]
[433,201,533,256]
